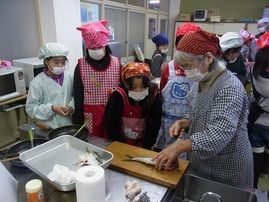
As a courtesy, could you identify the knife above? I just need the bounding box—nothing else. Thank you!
[167,129,185,145]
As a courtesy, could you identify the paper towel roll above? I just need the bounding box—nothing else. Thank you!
[75,166,105,202]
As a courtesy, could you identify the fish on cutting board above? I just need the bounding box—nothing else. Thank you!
[123,154,179,170]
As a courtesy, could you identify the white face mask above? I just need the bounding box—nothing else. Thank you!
[184,62,208,82]
[161,48,168,54]
[88,48,105,60]
[128,88,149,101]
[258,26,265,34]
[51,66,66,75]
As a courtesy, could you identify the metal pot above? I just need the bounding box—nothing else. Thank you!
[34,122,88,141]
[4,138,48,167]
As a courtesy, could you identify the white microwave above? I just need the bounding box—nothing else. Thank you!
[12,57,45,88]
[194,9,208,22]
[0,66,26,102]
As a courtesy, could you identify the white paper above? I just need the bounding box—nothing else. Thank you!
[75,166,105,202]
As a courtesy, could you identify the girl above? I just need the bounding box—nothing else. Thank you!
[104,62,162,149]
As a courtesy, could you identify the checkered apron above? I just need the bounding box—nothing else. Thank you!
[79,56,120,138]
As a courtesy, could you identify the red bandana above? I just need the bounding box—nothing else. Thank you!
[176,22,201,37]
[177,30,221,56]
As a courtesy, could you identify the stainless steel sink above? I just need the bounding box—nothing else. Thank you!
[170,174,266,202]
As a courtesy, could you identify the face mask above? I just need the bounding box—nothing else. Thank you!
[51,66,66,75]
[184,62,208,82]
[128,88,149,101]
[228,57,237,63]
[161,48,168,54]
[88,48,105,60]
[258,26,265,34]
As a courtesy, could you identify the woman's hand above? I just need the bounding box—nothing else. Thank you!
[153,142,181,170]
[169,119,189,138]
[153,139,192,170]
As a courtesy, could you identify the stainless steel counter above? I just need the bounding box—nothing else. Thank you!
[3,135,175,202]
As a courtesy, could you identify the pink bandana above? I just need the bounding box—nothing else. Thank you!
[77,20,110,49]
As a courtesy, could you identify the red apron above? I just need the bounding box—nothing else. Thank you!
[79,56,121,138]
[116,87,146,147]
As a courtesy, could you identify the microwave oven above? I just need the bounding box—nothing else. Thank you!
[12,57,45,88]
[194,9,208,22]
[0,66,26,103]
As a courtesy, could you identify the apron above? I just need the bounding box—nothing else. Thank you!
[79,56,120,138]
[117,87,146,147]
[156,61,193,150]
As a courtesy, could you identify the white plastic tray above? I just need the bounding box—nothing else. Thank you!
[20,135,113,191]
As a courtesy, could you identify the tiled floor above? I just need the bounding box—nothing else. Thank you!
[258,177,269,201]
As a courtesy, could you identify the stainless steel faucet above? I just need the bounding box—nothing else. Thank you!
[199,192,223,202]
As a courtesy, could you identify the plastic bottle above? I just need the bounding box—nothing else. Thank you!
[108,26,115,41]
[25,179,45,202]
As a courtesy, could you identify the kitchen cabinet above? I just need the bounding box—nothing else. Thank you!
[174,21,258,50]
[175,21,258,36]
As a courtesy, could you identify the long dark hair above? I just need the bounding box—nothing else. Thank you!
[253,47,269,79]
[124,75,158,123]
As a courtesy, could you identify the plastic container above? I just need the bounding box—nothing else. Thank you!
[262,5,269,18]
[25,179,45,202]
[108,26,114,41]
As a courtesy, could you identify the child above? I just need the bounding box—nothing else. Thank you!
[156,22,201,153]
[26,42,74,129]
[74,20,121,138]
[104,62,162,149]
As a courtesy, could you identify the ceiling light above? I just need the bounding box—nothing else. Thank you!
[149,0,160,3]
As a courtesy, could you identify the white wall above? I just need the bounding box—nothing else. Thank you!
[36,0,83,74]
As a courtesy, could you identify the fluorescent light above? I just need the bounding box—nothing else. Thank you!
[150,0,160,3]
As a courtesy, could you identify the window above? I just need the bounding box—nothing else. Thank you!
[128,11,145,57]
[128,0,145,7]
[105,7,127,57]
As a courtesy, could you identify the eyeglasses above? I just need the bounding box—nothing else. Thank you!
[180,64,194,70]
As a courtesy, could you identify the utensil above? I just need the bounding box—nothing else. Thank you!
[34,122,88,141]
[167,129,185,145]
[0,156,20,163]
[28,128,34,148]
[5,138,48,167]
[73,121,88,138]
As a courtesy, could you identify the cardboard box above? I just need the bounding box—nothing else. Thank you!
[176,14,191,22]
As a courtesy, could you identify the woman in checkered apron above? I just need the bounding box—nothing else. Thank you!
[154,30,253,189]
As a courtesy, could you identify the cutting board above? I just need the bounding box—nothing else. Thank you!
[105,141,189,189]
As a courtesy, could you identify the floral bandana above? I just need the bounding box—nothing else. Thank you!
[77,20,110,49]
[121,62,151,80]
[176,22,201,37]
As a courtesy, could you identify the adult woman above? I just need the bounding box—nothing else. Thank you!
[248,31,269,188]
[151,32,169,78]
[154,30,253,189]
[26,43,74,129]
[74,20,121,138]
[155,22,201,153]
[104,62,162,149]
[219,32,247,87]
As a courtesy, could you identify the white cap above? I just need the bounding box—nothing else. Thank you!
[38,43,69,59]
[258,18,269,25]
[219,32,244,52]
